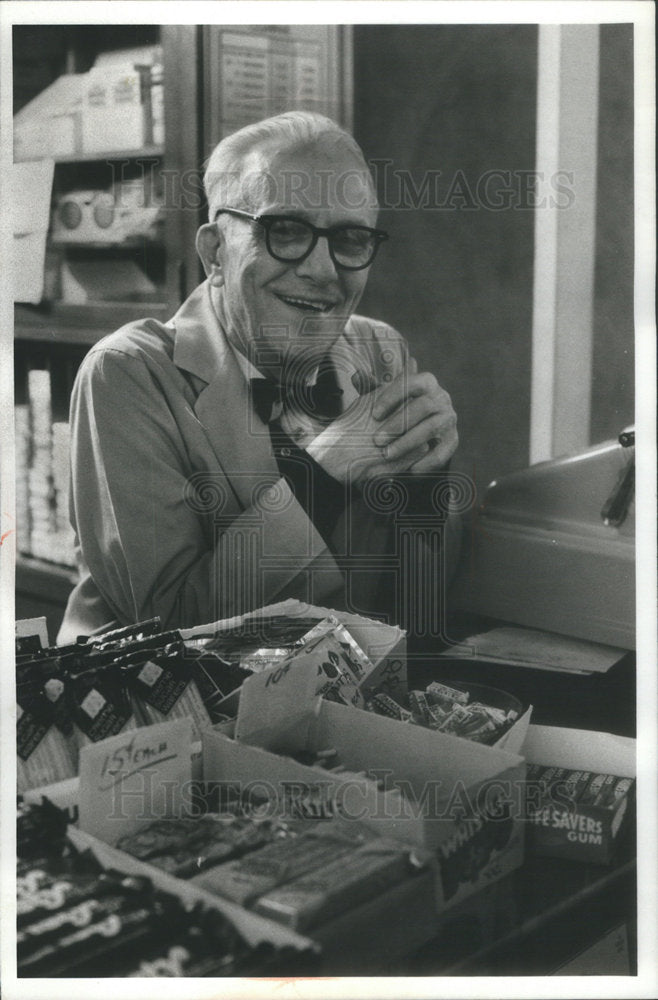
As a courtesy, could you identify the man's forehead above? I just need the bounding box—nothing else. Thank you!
[238,139,377,215]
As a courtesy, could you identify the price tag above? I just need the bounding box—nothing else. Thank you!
[235,651,320,748]
[78,718,193,845]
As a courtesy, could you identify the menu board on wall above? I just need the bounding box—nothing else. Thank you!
[220,31,324,137]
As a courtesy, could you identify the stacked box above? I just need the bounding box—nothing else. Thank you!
[15,404,30,553]
[82,64,149,154]
[205,698,526,915]
[17,371,76,567]
[51,421,76,567]
[27,370,55,561]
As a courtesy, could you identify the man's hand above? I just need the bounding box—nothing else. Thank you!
[305,364,458,487]
[370,364,458,475]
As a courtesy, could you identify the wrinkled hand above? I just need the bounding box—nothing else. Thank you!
[305,363,458,488]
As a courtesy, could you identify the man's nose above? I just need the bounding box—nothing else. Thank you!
[295,235,339,281]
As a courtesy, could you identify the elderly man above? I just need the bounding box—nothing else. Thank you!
[58,111,458,643]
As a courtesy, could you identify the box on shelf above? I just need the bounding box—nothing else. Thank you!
[522,724,636,863]
[204,693,526,914]
[14,74,84,160]
[81,63,150,154]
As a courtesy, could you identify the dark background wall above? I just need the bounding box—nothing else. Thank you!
[590,24,634,443]
[353,25,538,495]
[352,23,634,496]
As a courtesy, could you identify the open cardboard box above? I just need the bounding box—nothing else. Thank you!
[66,825,316,952]
[184,600,532,754]
[522,724,636,863]
[24,719,436,964]
[204,681,526,913]
[24,719,314,953]
[181,599,407,718]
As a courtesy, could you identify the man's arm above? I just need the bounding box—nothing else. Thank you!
[69,348,341,630]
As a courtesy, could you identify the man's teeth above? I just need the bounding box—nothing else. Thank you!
[278,295,332,312]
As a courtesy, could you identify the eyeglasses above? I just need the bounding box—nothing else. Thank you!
[214,208,388,271]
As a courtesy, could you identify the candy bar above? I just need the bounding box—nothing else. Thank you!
[239,648,291,673]
[462,719,498,743]
[579,772,610,806]
[610,776,635,804]
[20,899,158,975]
[16,664,78,791]
[194,826,357,906]
[368,692,411,721]
[253,839,412,930]
[589,773,620,809]
[469,702,508,727]
[116,813,287,874]
[434,702,471,734]
[68,664,137,747]
[116,818,206,860]
[560,769,593,804]
[127,648,213,741]
[425,681,469,709]
[409,690,434,726]
[18,892,130,955]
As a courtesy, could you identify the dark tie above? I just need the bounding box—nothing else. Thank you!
[250,357,344,424]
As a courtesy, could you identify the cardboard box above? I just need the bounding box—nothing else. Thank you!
[203,697,526,914]
[81,64,148,154]
[13,74,84,160]
[522,724,636,863]
[66,825,316,953]
[182,599,407,719]
[345,685,532,756]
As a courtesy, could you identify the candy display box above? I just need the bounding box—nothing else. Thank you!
[181,599,408,717]
[203,675,526,914]
[522,724,636,863]
[66,825,316,953]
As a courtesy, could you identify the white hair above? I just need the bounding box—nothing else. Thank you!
[203,110,376,221]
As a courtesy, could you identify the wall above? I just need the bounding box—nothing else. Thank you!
[353,25,538,495]
[590,24,634,443]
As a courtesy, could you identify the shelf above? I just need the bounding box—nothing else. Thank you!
[15,301,170,346]
[51,239,164,251]
[16,554,77,604]
[14,145,164,164]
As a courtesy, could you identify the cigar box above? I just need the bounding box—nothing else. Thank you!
[522,725,636,863]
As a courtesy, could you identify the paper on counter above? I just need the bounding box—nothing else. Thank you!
[439,626,626,675]
[12,159,55,303]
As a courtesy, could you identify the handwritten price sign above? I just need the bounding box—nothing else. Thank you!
[235,651,320,748]
[78,718,193,845]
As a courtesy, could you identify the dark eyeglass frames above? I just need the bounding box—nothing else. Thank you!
[214,207,388,271]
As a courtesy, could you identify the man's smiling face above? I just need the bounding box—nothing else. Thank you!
[213,138,378,380]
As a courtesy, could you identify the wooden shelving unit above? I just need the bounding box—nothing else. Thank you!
[15,145,165,165]
[13,25,201,631]
[13,24,352,628]
[15,301,170,345]
[16,555,77,602]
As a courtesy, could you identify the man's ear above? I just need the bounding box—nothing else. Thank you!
[196,223,224,286]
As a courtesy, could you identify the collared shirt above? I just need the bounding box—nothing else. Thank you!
[58,279,447,644]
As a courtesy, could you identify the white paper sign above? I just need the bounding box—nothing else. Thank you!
[78,718,193,845]
[235,653,320,748]
[12,159,55,303]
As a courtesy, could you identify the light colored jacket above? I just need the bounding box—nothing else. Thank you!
[58,280,413,642]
